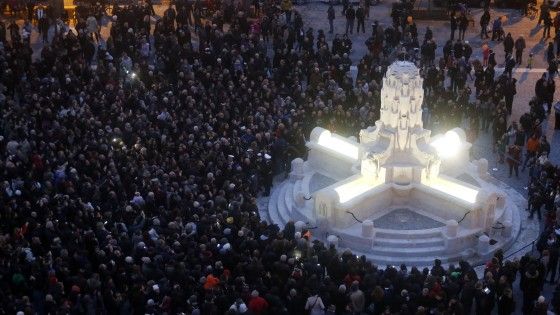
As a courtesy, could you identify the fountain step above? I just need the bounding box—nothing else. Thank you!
[283,181,295,216]
[375,229,442,240]
[369,245,446,257]
[267,184,286,229]
[277,183,294,224]
[359,252,464,267]
[374,237,445,248]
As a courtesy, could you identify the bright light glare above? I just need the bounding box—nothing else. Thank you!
[422,176,479,204]
[430,130,462,159]
[334,176,382,203]
[317,130,359,160]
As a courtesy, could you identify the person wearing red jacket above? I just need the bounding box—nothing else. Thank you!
[248,290,269,315]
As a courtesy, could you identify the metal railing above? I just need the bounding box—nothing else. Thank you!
[504,239,537,260]
[346,210,363,223]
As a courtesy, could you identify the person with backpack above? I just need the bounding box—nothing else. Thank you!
[305,292,326,315]
[327,3,335,34]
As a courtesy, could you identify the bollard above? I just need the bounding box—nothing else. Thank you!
[362,220,374,238]
[502,221,513,238]
[478,235,490,255]
[327,234,339,248]
[477,158,488,179]
[446,219,458,238]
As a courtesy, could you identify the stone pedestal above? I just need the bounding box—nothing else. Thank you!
[290,158,304,182]
[478,235,490,255]
[446,220,458,237]
[478,159,489,180]
[362,220,374,238]
[295,192,306,208]
[327,235,339,248]
[502,221,513,238]
[496,194,506,209]
[295,221,306,233]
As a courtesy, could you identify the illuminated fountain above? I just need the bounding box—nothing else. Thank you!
[264,61,523,266]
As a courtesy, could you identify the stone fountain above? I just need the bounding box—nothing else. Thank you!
[263,61,523,266]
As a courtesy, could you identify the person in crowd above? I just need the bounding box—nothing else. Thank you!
[327,3,335,34]
[480,9,491,39]
[458,12,469,40]
[305,291,326,315]
[356,5,365,34]
[515,35,526,65]
[450,12,458,40]
[544,10,553,38]
[345,4,355,35]
[282,0,293,24]
[507,144,521,178]
[492,16,503,41]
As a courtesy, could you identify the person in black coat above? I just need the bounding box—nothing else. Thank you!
[497,287,516,315]
[461,276,476,315]
[504,77,517,114]
[521,264,541,314]
[356,6,365,34]
[548,240,560,283]
[345,5,355,35]
[503,33,514,57]
[450,13,458,40]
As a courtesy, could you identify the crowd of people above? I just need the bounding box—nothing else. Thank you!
[0,0,560,314]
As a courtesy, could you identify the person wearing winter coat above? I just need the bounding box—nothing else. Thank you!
[86,15,99,42]
[503,33,514,56]
[515,35,526,64]
[305,293,325,315]
[521,265,541,314]
[327,4,335,33]
[497,287,516,314]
